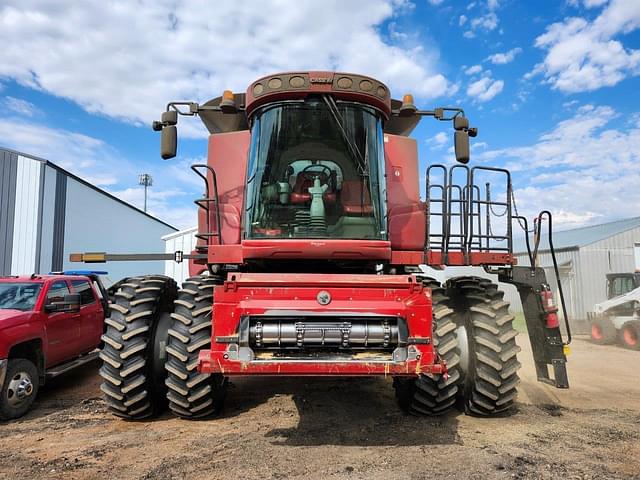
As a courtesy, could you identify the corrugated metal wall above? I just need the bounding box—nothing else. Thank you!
[38,165,58,274]
[578,227,640,319]
[10,156,42,274]
[505,227,640,333]
[0,150,18,275]
[163,227,197,286]
[506,249,581,318]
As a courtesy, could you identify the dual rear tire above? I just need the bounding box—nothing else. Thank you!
[394,276,521,416]
[100,274,226,420]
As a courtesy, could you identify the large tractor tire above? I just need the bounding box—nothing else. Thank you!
[590,316,617,345]
[393,279,461,415]
[165,275,227,419]
[446,276,521,416]
[620,320,640,350]
[99,275,177,419]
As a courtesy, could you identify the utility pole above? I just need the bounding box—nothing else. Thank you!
[138,174,153,212]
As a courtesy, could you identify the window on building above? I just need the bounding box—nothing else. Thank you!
[71,280,96,305]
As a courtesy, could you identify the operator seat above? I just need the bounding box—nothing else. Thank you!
[340,180,373,215]
[290,172,337,205]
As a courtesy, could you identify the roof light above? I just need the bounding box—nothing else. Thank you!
[220,90,237,113]
[399,94,417,116]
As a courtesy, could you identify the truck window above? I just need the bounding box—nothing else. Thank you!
[71,279,96,305]
[46,281,70,304]
[0,283,42,311]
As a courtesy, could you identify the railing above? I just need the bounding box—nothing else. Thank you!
[191,164,223,246]
[426,164,513,261]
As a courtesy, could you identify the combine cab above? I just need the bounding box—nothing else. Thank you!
[74,71,571,419]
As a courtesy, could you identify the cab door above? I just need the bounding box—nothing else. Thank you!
[43,280,81,366]
[71,279,104,353]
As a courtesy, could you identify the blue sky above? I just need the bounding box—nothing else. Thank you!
[0,0,639,229]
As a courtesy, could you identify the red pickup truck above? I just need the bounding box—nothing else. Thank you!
[0,271,110,420]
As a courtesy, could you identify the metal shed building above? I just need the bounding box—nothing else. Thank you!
[0,148,177,281]
[507,217,640,332]
[162,226,197,286]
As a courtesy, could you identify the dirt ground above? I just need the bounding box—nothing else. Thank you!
[0,337,639,480]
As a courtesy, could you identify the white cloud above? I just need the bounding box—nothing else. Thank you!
[477,104,640,227]
[583,0,609,8]
[0,1,453,138]
[108,187,196,230]
[486,47,522,64]
[464,0,500,38]
[567,0,609,8]
[2,96,41,117]
[0,117,199,227]
[471,12,499,31]
[529,0,640,93]
[427,0,444,5]
[467,76,504,101]
[427,131,449,150]
[0,118,118,185]
[465,64,483,75]
[459,14,468,26]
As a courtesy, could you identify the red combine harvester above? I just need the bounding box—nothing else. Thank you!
[73,71,571,420]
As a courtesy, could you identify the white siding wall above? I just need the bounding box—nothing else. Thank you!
[37,165,57,274]
[163,227,197,286]
[10,156,41,274]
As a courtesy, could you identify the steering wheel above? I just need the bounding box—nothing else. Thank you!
[301,164,332,181]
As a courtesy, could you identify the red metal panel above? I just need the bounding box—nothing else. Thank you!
[205,131,249,245]
[390,250,426,265]
[425,250,517,266]
[241,239,391,261]
[198,274,443,377]
[384,134,426,252]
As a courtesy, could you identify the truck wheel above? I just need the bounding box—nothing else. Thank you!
[99,275,177,419]
[165,275,227,419]
[590,316,617,345]
[620,321,640,350]
[445,277,521,416]
[0,358,40,420]
[393,279,461,415]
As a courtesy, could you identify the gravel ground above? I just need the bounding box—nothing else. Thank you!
[0,337,638,480]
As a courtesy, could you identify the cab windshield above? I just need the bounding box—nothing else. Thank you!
[0,283,42,312]
[245,98,386,239]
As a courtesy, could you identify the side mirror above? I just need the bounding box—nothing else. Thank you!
[453,115,469,130]
[454,130,470,164]
[64,293,81,313]
[161,125,177,160]
[45,293,81,313]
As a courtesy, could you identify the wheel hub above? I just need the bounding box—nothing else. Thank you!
[7,372,34,407]
[456,324,470,375]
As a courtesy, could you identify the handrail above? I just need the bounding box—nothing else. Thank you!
[536,210,572,345]
[191,164,223,246]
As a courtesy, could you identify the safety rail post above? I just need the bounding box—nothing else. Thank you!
[191,164,223,246]
[426,165,448,254]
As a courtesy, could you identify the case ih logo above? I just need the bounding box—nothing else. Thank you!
[309,77,332,84]
[316,290,332,305]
